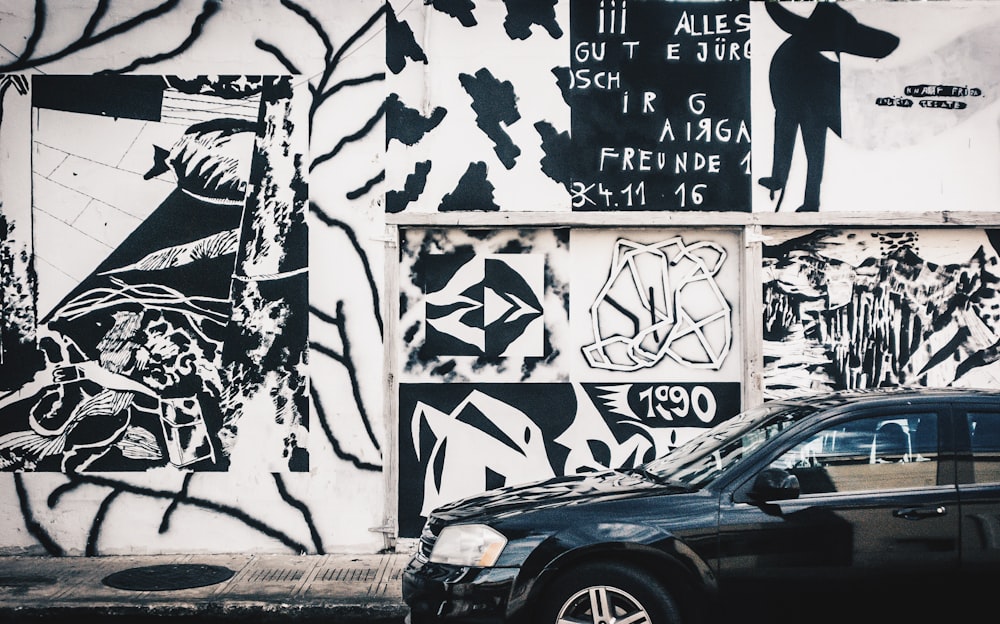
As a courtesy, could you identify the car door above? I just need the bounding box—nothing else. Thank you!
[953,403,1000,588]
[714,403,959,598]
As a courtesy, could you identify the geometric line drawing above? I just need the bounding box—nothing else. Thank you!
[583,237,732,372]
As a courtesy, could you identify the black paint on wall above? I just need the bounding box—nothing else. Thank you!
[568,0,751,211]
[32,75,165,120]
[430,0,477,27]
[502,0,563,41]
[386,8,428,74]
[386,93,447,147]
[459,68,521,170]
[439,162,499,212]
[386,160,432,214]
[758,3,899,212]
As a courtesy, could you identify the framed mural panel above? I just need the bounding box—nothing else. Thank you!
[397,380,740,538]
[752,1,1000,213]
[398,227,571,383]
[568,0,751,212]
[570,228,742,382]
[386,0,752,215]
[763,228,1000,399]
[0,75,308,473]
[396,225,745,536]
[386,0,570,214]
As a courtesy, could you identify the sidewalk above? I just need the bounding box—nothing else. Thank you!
[0,552,411,622]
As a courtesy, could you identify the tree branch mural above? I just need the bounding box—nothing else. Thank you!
[0,1,389,555]
[0,0,220,74]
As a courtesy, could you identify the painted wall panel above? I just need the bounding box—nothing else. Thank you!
[397,380,740,538]
[763,228,1000,399]
[752,1,1000,213]
[399,227,571,383]
[387,0,751,214]
[570,228,741,382]
[386,0,571,213]
[569,0,751,212]
[0,0,996,560]
[0,1,389,555]
[396,226,744,535]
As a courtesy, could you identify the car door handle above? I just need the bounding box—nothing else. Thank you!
[893,506,947,520]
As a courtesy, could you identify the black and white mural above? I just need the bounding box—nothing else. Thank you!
[0,0,998,559]
[386,0,569,213]
[763,229,1000,398]
[387,0,750,213]
[752,1,1000,212]
[398,227,742,535]
[399,228,571,382]
[571,229,740,380]
[398,380,739,538]
[568,0,750,211]
[0,1,388,555]
[0,74,307,473]
[0,75,308,472]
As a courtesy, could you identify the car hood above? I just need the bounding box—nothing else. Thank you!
[429,469,687,524]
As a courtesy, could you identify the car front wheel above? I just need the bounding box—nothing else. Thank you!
[535,562,681,624]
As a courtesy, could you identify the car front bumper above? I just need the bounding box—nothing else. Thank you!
[402,554,520,623]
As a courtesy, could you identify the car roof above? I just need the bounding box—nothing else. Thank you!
[770,387,1000,411]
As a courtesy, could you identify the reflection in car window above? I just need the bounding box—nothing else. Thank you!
[640,403,815,488]
[769,413,939,495]
[968,412,1000,485]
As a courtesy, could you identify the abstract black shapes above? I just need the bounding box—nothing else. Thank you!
[429,0,477,28]
[386,161,432,214]
[502,0,563,41]
[423,254,543,358]
[459,68,521,170]
[439,162,499,212]
[386,7,428,74]
[386,93,447,147]
[535,121,575,189]
[163,75,266,99]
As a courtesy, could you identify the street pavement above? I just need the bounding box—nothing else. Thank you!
[0,551,411,622]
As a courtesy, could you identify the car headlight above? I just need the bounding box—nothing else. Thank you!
[429,524,507,567]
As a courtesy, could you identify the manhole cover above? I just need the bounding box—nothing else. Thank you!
[103,564,235,591]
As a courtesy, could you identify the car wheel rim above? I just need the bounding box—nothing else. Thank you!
[556,585,651,624]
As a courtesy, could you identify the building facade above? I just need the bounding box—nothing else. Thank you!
[1,0,999,556]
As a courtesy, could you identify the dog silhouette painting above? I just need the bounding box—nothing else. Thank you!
[759,3,899,212]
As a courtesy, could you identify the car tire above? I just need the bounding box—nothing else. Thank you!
[534,561,681,624]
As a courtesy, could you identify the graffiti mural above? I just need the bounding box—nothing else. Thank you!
[763,229,1000,399]
[399,228,571,383]
[752,1,1000,212]
[568,0,751,211]
[0,1,388,555]
[387,0,752,214]
[581,236,733,373]
[0,74,306,473]
[396,226,743,534]
[386,0,569,214]
[571,229,741,382]
[398,381,739,538]
[0,0,995,561]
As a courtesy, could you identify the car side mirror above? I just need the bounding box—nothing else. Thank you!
[749,468,800,502]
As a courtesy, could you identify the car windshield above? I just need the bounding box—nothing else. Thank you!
[638,401,817,488]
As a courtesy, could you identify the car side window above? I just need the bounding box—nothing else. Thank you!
[769,413,939,495]
[967,412,1000,485]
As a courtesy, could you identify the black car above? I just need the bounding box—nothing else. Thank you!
[402,388,1000,623]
